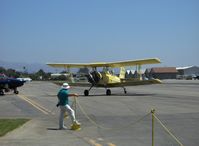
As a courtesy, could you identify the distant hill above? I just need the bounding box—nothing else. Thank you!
[0,60,61,73]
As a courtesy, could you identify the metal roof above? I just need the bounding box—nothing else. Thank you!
[176,66,194,70]
[150,67,177,73]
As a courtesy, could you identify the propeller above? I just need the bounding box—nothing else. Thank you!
[86,71,102,85]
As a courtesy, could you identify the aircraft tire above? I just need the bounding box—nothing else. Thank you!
[106,89,111,96]
[14,90,19,94]
[84,90,89,96]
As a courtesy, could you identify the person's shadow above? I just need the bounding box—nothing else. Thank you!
[47,128,60,130]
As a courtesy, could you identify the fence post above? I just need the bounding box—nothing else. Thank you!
[151,109,155,146]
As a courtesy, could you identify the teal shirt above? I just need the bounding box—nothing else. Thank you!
[57,89,69,106]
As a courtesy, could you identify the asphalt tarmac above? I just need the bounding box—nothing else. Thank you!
[0,80,199,146]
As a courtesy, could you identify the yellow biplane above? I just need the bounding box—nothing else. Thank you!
[47,58,162,96]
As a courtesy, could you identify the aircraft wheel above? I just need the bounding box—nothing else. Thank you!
[106,89,111,95]
[14,90,19,94]
[84,90,89,96]
[124,88,127,94]
[123,87,127,94]
[0,91,4,96]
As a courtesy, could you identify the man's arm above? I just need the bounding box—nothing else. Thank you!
[68,93,78,97]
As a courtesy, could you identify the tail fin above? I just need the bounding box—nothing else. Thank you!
[119,67,125,79]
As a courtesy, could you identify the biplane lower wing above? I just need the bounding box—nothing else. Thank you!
[96,79,162,88]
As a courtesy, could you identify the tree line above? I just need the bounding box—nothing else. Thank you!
[0,67,51,80]
[0,67,90,81]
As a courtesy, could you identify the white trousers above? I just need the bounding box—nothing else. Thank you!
[59,105,76,128]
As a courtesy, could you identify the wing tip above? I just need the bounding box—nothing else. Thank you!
[154,58,161,63]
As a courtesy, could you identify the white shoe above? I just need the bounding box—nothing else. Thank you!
[73,121,81,126]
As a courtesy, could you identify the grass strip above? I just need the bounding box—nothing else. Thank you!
[0,119,29,137]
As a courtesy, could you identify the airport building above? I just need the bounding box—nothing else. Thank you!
[176,66,199,76]
[176,66,199,79]
[145,67,178,80]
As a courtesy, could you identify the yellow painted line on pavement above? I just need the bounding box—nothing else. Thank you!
[84,136,117,146]
[88,139,103,146]
[107,143,116,146]
[17,94,49,115]
[21,95,52,113]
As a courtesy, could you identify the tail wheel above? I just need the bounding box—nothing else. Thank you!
[84,90,89,96]
[106,89,111,95]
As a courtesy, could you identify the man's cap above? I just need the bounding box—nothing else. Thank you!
[61,83,70,89]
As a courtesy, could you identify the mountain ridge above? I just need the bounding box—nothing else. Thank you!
[0,60,59,73]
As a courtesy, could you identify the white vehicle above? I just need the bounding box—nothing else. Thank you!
[17,78,32,82]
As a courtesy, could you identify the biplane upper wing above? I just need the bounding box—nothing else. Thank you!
[46,58,161,68]
[46,62,107,68]
[105,58,161,68]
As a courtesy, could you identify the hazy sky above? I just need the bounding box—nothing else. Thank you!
[0,0,198,67]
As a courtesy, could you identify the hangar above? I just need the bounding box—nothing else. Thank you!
[176,66,199,76]
[145,67,178,80]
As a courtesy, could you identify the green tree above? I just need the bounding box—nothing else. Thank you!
[0,67,6,74]
[34,69,51,80]
[6,69,20,78]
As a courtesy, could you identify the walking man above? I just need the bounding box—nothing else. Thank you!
[57,83,80,130]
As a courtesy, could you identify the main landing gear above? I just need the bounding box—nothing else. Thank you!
[84,89,89,96]
[106,89,111,95]
[0,88,19,95]
[84,88,112,96]
[84,85,94,96]
[14,88,19,94]
[83,86,127,96]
